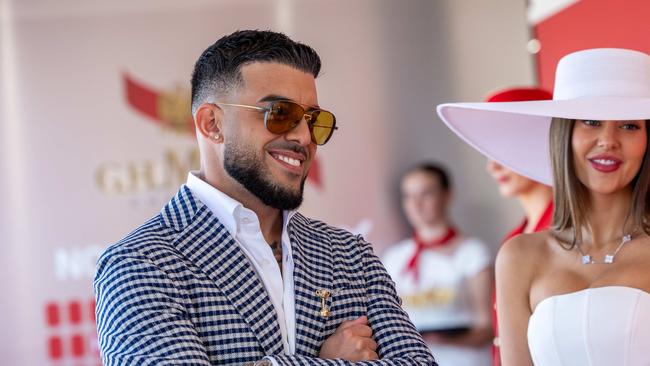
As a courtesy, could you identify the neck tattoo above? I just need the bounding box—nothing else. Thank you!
[270,241,283,273]
[576,233,633,265]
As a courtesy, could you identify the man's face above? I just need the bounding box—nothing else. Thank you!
[401,171,449,229]
[221,62,318,210]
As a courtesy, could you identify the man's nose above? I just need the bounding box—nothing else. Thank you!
[285,115,313,146]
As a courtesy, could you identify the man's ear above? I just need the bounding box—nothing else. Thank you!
[194,103,223,143]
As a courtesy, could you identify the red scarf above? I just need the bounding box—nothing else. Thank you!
[403,227,457,282]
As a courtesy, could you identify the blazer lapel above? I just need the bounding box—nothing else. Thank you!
[289,214,334,356]
[161,186,284,355]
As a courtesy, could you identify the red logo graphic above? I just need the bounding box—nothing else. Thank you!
[123,73,323,188]
[45,298,101,365]
[124,73,194,135]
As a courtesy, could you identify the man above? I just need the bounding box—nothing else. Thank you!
[382,163,492,366]
[94,30,435,366]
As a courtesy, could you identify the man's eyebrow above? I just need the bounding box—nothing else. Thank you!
[257,94,321,109]
[258,94,291,103]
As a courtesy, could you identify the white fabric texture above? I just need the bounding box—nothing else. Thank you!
[382,236,492,366]
[528,286,650,366]
[187,172,297,356]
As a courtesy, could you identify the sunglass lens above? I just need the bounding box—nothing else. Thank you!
[267,101,303,134]
[310,111,336,145]
[266,101,337,145]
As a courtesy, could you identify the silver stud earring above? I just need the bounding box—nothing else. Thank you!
[211,133,220,141]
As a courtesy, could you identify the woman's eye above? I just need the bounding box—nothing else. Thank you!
[621,123,640,130]
[581,120,600,127]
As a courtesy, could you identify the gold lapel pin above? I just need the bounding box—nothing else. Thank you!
[315,289,331,318]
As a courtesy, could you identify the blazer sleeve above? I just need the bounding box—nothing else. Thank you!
[266,237,437,366]
[94,248,211,366]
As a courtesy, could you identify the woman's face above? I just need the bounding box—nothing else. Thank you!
[401,170,449,229]
[485,159,537,198]
[571,120,647,195]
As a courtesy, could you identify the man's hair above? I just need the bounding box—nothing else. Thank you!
[190,29,321,114]
[406,162,452,191]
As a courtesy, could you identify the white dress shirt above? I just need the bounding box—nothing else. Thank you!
[186,172,297,357]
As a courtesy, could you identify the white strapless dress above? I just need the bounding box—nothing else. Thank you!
[528,286,650,366]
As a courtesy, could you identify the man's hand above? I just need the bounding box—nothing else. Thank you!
[319,316,379,362]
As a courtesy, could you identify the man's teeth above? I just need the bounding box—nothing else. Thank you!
[593,159,616,165]
[277,155,301,167]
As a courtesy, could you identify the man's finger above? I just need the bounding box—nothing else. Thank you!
[364,350,379,360]
[362,337,378,351]
[338,316,368,330]
[347,324,373,338]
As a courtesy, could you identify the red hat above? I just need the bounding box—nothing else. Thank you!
[484,87,552,103]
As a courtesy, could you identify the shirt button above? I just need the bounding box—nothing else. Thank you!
[242,218,250,224]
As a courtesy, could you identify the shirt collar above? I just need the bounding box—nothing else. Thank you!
[186,171,297,238]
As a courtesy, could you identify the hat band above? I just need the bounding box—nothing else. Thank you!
[554,79,650,100]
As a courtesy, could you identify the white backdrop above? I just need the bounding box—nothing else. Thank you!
[0,0,533,364]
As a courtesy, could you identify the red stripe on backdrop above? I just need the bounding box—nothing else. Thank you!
[90,299,96,322]
[48,336,63,360]
[69,301,82,325]
[124,72,161,122]
[46,302,60,327]
[71,334,85,357]
[534,0,650,90]
[307,156,321,189]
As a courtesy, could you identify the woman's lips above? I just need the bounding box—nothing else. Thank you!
[588,156,622,173]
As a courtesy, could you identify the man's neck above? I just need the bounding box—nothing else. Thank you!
[201,169,284,244]
[415,221,450,242]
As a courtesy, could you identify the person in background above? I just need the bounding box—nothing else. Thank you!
[483,87,554,366]
[382,163,493,366]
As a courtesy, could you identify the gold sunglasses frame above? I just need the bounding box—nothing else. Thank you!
[212,100,338,145]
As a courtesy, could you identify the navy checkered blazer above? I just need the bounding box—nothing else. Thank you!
[95,186,437,365]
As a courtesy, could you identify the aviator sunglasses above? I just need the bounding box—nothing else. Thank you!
[213,100,337,145]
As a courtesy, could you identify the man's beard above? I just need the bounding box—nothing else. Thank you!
[223,139,306,210]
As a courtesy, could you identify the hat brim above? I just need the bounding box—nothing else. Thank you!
[436,96,650,186]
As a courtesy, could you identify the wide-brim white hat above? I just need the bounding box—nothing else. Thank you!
[436,48,650,185]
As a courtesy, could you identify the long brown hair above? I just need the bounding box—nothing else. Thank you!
[549,118,650,248]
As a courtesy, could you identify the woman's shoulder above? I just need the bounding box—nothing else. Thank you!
[497,230,553,270]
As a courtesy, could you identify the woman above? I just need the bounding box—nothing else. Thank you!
[486,159,553,239]
[483,88,554,239]
[486,159,553,366]
[437,48,650,365]
[483,87,554,366]
[382,163,493,366]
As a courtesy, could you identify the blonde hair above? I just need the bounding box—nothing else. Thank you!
[549,118,650,248]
